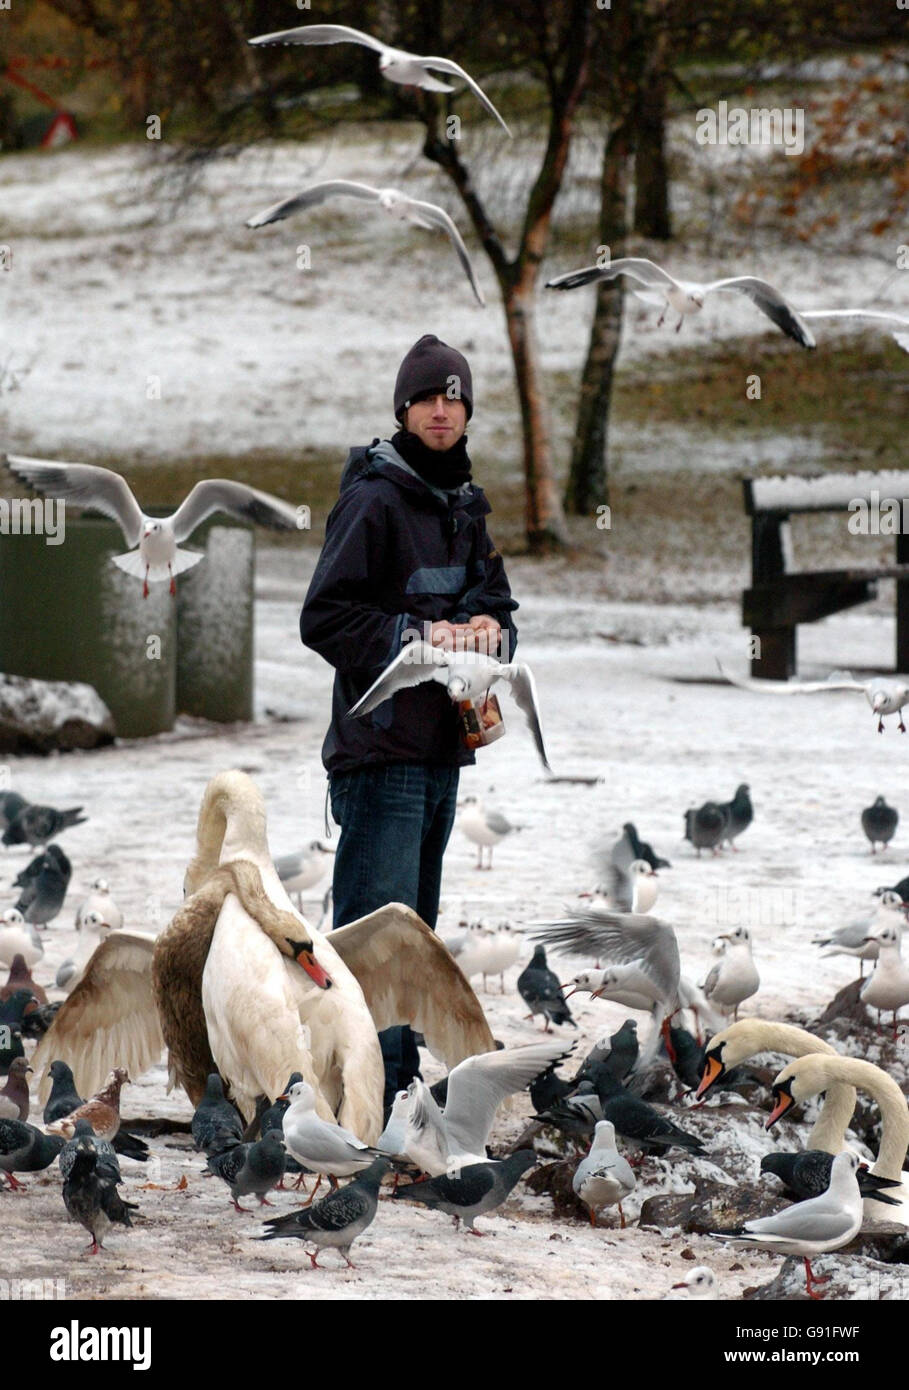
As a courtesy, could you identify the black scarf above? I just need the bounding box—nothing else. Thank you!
[391,429,472,491]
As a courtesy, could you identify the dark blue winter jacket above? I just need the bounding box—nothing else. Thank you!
[299,439,519,774]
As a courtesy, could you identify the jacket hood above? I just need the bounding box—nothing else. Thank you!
[339,441,491,519]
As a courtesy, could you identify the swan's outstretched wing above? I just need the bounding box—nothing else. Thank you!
[420,56,512,136]
[246,180,382,228]
[31,933,161,1102]
[330,902,495,1066]
[347,641,450,716]
[718,661,867,695]
[406,198,486,306]
[171,480,299,541]
[498,661,551,772]
[248,23,388,53]
[4,454,144,546]
[442,1039,572,1159]
[546,257,680,294]
[701,277,816,348]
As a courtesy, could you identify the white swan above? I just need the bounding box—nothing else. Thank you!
[768,1054,909,1227]
[695,1019,856,1152]
[32,771,495,1142]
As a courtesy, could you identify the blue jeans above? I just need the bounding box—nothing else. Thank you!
[328,762,460,1108]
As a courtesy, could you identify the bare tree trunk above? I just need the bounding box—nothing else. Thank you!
[564,124,630,513]
[504,280,564,548]
[632,15,671,239]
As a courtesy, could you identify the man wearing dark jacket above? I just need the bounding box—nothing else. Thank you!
[300,333,518,1106]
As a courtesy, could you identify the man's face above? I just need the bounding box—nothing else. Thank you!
[404,393,467,451]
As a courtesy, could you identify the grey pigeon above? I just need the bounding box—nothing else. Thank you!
[13,844,71,925]
[43,1060,84,1126]
[62,1137,138,1254]
[578,1020,638,1083]
[529,1063,574,1115]
[718,783,753,850]
[392,1150,537,1232]
[684,802,728,857]
[760,1150,901,1207]
[59,1119,122,1184]
[0,1057,31,1120]
[566,1066,705,1157]
[0,791,27,833]
[249,1072,308,1186]
[613,822,671,874]
[862,796,898,854]
[207,1130,287,1211]
[3,803,86,847]
[192,1073,244,1153]
[0,1117,65,1189]
[517,945,575,1031]
[259,1155,389,1268]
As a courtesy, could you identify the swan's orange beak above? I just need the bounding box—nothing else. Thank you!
[766,1083,795,1129]
[297,948,332,989]
[695,1053,723,1099]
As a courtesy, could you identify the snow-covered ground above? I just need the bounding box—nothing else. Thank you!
[1,546,907,1301]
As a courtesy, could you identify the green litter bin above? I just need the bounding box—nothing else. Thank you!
[0,511,255,737]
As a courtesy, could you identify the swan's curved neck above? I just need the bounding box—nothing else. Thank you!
[809,1057,909,1181]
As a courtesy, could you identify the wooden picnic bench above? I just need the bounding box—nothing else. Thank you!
[743,471,909,679]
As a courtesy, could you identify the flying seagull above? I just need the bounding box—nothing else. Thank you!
[546,257,815,348]
[800,307,909,353]
[718,661,909,733]
[348,641,551,772]
[247,23,512,136]
[246,181,485,307]
[4,455,303,597]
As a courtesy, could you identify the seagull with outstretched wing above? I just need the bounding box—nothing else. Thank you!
[347,640,551,771]
[248,23,511,136]
[546,256,815,348]
[246,181,485,307]
[4,454,303,597]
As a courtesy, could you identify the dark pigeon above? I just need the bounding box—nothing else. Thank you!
[0,1057,31,1120]
[1,991,37,1065]
[249,1074,307,1185]
[591,1067,705,1157]
[43,1060,84,1126]
[517,945,576,1031]
[0,791,28,834]
[578,1020,638,1084]
[112,1130,150,1162]
[192,1073,244,1153]
[668,1025,705,1091]
[611,821,671,875]
[876,875,909,902]
[62,1138,138,1254]
[0,1027,24,1075]
[259,1156,389,1268]
[761,1150,901,1206]
[529,1063,574,1115]
[1,953,48,1006]
[0,1117,65,1189]
[14,845,71,925]
[684,802,728,857]
[393,1150,538,1232]
[862,796,898,854]
[20,1000,60,1039]
[538,1081,603,1141]
[718,784,753,850]
[2,803,87,847]
[59,1119,122,1184]
[207,1130,286,1211]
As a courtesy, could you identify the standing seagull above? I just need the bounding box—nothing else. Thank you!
[459,798,522,870]
[259,1156,389,1269]
[718,663,909,734]
[813,890,907,978]
[349,641,550,773]
[281,1080,381,1201]
[275,841,335,910]
[701,925,760,1021]
[4,455,303,598]
[247,24,512,136]
[862,796,899,854]
[710,1151,865,1300]
[546,257,815,348]
[860,924,909,1033]
[572,1120,636,1228]
[517,946,576,1032]
[247,183,486,308]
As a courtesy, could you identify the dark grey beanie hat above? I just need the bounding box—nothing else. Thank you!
[393,334,473,421]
